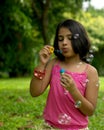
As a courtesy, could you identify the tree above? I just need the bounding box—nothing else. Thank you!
[31,0,90,44]
[0,0,36,77]
[0,0,90,77]
[76,7,104,75]
[84,6,104,75]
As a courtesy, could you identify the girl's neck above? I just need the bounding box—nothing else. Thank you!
[64,56,82,65]
[60,57,85,73]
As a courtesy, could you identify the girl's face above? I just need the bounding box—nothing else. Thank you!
[58,27,76,58]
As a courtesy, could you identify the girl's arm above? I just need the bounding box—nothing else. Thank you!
[80,65,99,116]
[30,59,55,97]
[30,45,55,97]
[61,65,99,116]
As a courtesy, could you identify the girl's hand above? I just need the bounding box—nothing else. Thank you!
[60,73,76,92]
[39,45,54,65]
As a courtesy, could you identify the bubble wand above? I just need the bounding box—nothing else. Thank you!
[60,69,68,95]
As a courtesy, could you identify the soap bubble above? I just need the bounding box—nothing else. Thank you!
[85,79,89,83]
[92,80,100,87]
[96,83,99,87]
[86,58,91,63]
[58,113,71,125]
[73,33,79,39]
[86,53,94,63]
[89,49,93,53]
[89,54,94,59]
[64,89,69,95]
[76,62,83,68]
[83,79,89,87]
[95,81,100,87]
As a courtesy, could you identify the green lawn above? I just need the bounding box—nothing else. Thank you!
[0,77,104,130]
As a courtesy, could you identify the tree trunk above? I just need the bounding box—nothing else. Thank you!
[41,0,50,45]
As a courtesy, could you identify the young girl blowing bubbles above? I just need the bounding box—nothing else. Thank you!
[30,19,99,130]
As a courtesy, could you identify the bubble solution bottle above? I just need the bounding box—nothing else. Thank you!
[60,69,69,95]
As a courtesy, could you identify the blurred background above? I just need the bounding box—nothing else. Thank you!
[0,0,104,78]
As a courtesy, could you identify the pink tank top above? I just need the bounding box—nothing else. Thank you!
[43,63,89,130]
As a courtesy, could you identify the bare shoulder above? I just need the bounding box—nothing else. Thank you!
[87,64,98,74]
[87,64,99,78]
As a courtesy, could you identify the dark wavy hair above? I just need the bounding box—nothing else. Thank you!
[53,19,91,63]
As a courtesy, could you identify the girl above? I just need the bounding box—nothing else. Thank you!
[30,19,99,130]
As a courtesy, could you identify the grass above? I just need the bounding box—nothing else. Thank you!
[0,77,104,130]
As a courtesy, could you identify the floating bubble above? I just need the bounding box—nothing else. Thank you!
[83,79,89,87]
[79,62,83,65]
[96,83,99,87]
[95,81,100,87]
[82,83,86,87]
[89,49,94,53]
[58,113,71,125]
[73,33,79,39]
[86,58,91,62]
[54,50,62,54]
[92,80,100,87]
[85,79,89,83]
[76,62,83,68]
[64,89,69,95]
[86,53,94,63]
[89,54,94,58]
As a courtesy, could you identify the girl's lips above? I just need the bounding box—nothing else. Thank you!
[62,48,68,53]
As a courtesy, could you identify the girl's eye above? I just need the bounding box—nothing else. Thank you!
[58,36,64,41]
[68,35,72,40]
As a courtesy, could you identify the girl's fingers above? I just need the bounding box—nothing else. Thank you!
[44,45,54,54]
[60,73,74,89]
[39,46,51,56]
[39,45,54,64]
[61,73,71,81]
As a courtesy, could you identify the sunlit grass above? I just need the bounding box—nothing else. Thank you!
[99,77,104,91]
[0,77,104,129]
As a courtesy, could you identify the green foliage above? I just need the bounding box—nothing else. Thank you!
[31,0,90,43]
[0,0,103,77]
[0,77,104,129]
[0,0,33,39]
[81,11,104,76]
[0,0,37,77]
[92,45,104,76]
[86,5,104,17]
[0,0,90,77]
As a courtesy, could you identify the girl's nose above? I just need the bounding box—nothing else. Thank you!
[63,38,68,45]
